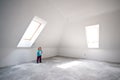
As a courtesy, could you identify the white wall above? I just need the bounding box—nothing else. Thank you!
[1,0,120,67]
[0,48,57,67]
[58,9,120,63]
[0,0,65,67]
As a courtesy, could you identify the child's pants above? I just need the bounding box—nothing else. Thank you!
[37,56,42,63]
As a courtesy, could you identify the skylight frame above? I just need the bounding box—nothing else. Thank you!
[17,16,47,48]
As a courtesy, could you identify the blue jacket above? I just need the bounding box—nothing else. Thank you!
[37,50,42,56]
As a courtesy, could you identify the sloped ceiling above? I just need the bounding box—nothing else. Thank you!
[0,0,120,48]
[50,0,120,21]
[0,0,66,48]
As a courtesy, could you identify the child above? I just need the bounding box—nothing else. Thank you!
[37,47,42,63]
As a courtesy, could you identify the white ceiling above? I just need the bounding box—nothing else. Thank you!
[49,0,120,21]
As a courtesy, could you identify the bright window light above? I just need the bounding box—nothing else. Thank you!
[85,24,99,48]
[56,61,80,69]
[24,21,41,40]
[17,16,47,47]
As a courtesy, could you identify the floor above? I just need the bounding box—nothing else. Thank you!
[0,56,120,80]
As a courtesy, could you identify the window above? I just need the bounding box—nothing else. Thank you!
[17,16,47,47]
[85,24,99,48]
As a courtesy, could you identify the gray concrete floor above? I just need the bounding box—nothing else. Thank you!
[0,57,120,80]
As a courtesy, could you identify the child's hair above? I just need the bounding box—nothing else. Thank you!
[38,47,42,50]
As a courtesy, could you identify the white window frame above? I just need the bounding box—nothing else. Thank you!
[17,16,47,47]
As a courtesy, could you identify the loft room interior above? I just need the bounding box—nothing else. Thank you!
[0,0,120,80]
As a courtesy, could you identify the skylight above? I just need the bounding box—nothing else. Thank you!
[17,16,47,47]
[85,24,99,48]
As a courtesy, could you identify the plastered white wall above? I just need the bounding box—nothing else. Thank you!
[0,0,65,67]
[58,9,120,63]
[0,48,57,67]
[1,0,120,67]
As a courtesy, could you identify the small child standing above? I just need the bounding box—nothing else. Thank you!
[37,47,42,63]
